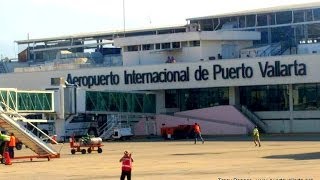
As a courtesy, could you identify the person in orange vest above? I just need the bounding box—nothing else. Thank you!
[8,133,16,158]
[194,123,204,144]
[119,150,134,180]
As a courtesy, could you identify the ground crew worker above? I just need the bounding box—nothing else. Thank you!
[9,133,16,158]
[194,123,204,144]
[253,126,261,147]
[119,151,134,180]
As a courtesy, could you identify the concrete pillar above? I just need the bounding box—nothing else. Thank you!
[267,14,272,44]
[155,90,166,114]
[229,86,240,105]
[55,85,66,141]
[288,84,294,133]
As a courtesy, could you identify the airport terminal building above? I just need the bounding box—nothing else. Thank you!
[1,2,320,137]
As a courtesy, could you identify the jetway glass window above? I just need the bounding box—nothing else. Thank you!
[17,92,52,111]
[239,85,289,111]
[85,91,156,113]
[293,83,320,110]
[0,90,16,110]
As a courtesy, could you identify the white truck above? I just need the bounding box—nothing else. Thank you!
[112,127,133,140]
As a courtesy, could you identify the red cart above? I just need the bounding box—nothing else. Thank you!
[69,136,103,154]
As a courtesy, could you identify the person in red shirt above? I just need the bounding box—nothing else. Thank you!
[119,151,134,180]
[8,133,16,158]
[194,123,204,144]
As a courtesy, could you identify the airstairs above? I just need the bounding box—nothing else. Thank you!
[0,103,60,160]
[98,115,120,139]
[0,88,60,156]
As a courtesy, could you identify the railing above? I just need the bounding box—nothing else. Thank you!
[97,120,109,136]
[258,43,280,57]
[99,116,120,139]
[235,105,268,133]
[0,102,59,144]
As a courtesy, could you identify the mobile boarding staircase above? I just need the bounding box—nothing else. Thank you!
[0,103,60,161]
[98,115,121,139]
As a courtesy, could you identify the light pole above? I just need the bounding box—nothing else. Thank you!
[123,0,126,37]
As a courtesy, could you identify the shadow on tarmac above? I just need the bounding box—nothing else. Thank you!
[264,152,320,160]
[171,152,222,156]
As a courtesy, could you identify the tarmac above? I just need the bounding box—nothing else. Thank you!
[0,135,319,180]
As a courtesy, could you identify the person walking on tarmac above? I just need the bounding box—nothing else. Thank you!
[253,126,261,147]
[8,133,16,158]
[194,123,204,144]
[120,151,134,180]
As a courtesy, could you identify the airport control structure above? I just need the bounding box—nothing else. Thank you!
[1,2,320,141]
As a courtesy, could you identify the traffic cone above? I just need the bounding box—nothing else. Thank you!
[4,151,12,165]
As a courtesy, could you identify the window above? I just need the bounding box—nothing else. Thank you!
[240,85,289,111]
[165,90,178,108]
[199,19,213,31]
[127,45,140,52]
[314,8,320,20]
[246,15,256,27]
[293,83,320,110]
[306,9,313,21]
[142,44,154,51]
[165,87,229,111]
[239,16,246,28]
[161,43,170,49]
[294,10,305,23]
[155,43,161,50]
[190,40,200,47]
[172,42,180,48]
[257,14,268,26]
[276,11,292,24]
[181,41,188,47]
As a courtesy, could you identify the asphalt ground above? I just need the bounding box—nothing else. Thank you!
[0,135,319,180]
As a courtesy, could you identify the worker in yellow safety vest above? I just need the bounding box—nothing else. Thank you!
[253,126,261,147]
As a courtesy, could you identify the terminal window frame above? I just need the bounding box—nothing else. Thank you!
[165,87,229,110]
[161,43,171,49]
[172,42,181,49]
[293,83,320,111]
[190,40,200,47]
[142,44,154,51]
[239,85,289,111]
[127,45,140,52]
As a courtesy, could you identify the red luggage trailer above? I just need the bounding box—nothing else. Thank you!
[69,136,103,154]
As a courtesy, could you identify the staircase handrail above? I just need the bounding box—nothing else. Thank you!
[97,120,109,133]
[0,108,58,155]
[238,105,268,132]
[173,113,250,128]
[258,44,273,57]
[0,102,59,144]
[99,118,120,139]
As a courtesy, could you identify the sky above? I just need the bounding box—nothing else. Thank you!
[1,0,320,59]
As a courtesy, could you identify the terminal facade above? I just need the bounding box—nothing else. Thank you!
[1,2,320,138]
